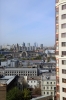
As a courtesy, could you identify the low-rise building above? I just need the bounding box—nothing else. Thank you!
[41,73,56,100]
[27,76,41,89]
[0,68,5,76]
[0,76,17,100]
[5,68,38,77]
[45,49,55,57]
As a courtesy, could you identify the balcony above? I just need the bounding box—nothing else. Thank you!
[56,0,59,3]
[56,12,59,16]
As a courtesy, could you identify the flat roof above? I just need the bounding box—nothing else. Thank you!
[41,74,56,81]
[5,68,37,71]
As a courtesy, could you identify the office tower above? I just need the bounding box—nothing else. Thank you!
[34,42,37,47]
[55,0,66,100]
[22,42,25,47]
[40,44,43,49]
[27,43,30,47]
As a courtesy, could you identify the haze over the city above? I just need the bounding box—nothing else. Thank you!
[0,0,55,46]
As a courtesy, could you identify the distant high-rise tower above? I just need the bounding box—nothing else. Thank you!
[34,42,37,47]
[22,42,25,47]
[55,0,66,100]
[27,43,30,47]
[40,44,43,49]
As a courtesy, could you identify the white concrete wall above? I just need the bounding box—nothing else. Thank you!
[28,80,38,88]
[41,80,56,100]
[56,0,66,100]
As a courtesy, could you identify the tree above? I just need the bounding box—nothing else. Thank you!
[6,87,31,100]
[0,54,4,58]
[23,88,31,100]
[6,87,23,100]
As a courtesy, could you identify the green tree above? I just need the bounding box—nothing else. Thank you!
[6,87,23,100]
[6,87,31,100]
[0,54,4,58]
[23,88,31,100]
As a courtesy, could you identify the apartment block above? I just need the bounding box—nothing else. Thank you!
[41,73,56,100]
[55,0,66,100]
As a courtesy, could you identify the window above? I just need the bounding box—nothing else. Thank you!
[62,42,66,47]
[63,97,66,100]
[61,14,66,19]
[51,87,52,89]
[47,87,49,89]
[51,92,53,95]
[62,4,66,10]
[62,69,66,74]
[62,78,66,83]
[47,82,49,84]
[44,92,45,94]
[47,92,49,94]
[61,33,66,38]
[62,60,66,65]
[51,82,52,84]
[44,87,45,89]
[61,23,66,28]
[62,51,66,56]
[62,88,66,93]
[54,82,55,84]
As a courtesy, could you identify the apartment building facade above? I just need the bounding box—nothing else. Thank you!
[27,76,41,89]
[55,0,66,100]
[41,73,56,100]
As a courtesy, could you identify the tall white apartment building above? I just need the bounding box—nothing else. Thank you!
[55,0,66,100]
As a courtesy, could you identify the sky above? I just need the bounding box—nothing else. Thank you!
[0,0,55,46]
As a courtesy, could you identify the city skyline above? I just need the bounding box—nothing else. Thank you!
[0,0,55,46]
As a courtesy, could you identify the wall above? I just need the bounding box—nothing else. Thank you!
[0,85,6,100]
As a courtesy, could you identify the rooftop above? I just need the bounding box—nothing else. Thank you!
[45,50,55,54]
[27,76,41,80]
[41,74,56,81]
[5,67,37,70]
[0,76,16,85]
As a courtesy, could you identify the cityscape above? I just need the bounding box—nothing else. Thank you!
[0,0,66,100]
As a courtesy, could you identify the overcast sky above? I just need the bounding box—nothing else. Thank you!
[0,0,55,46]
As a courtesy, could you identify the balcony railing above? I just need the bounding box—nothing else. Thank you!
[56,12,59,16]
